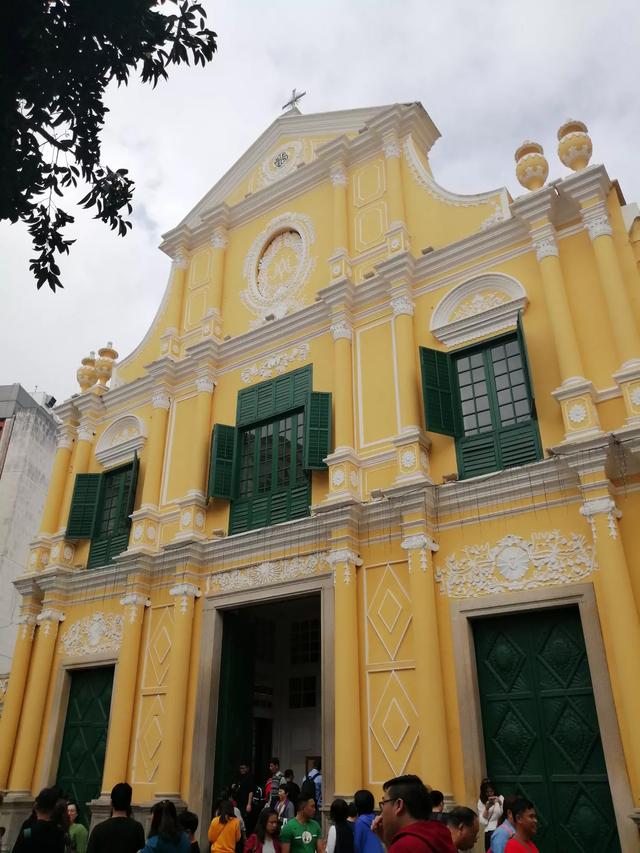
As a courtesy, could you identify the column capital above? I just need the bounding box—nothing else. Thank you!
[78,417,97,442]
[401,533,439,553]
[580,496,621,541]
[382,132,401,159]
[195,375,215,394]
[56,424,75,450]
[330,164,348,186]
[169,582,201,614]
[391,294,415,317]
[530,222,559,260]
[326,548,362,567]
[36,608,65,634]
[152,391,171,410]
[582,201,613,241]
[330,319,353,341]
[120,593,151,623]
[211,227,228,249]
[171,249,188,270]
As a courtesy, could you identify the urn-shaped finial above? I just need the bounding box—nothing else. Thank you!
[95,342,119,388]
[515,141,549,191]
[557,119,592,171]
[77,351,97,392]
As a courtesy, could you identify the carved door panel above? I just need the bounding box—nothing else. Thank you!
[474,606,620,852]
[56,666,114,826]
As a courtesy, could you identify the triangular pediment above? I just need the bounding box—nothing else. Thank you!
[167,103,414,235]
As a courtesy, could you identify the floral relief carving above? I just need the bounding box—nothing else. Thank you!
[435,531,596,598]
[449,291,509,321]
[60,612,123,657]
[630,386,640,408]
[206,555,329,594]
[401,449,416,470]
[240,342,310,383]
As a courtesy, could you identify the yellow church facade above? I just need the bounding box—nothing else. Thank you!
[1,102,640,851]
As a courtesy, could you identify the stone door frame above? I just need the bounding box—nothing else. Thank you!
[450,582,638,851]
[189,571,335,849]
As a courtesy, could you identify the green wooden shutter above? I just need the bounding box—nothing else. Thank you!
[66,474,102,539]
[457,434,500,479]
[123,454,139,525]
[208,424,237,500]
[236,365,312,426]
[517,311,535,411]
[420,347,460,436]
[303,392,332,469]
[498,423,541,469]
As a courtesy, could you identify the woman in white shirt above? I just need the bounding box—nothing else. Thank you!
[477,778,504,850]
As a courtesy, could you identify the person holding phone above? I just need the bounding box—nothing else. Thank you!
[477,779,503,850]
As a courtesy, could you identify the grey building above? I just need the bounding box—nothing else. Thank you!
[0,385,57,674]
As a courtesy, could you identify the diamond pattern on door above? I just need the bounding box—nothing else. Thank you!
[474,607,620,853]
[56,667,114,827]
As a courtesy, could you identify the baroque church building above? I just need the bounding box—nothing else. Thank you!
[1,103,640,852]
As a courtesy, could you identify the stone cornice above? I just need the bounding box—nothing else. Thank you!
[160,104,441,255]
[557,163,612,206]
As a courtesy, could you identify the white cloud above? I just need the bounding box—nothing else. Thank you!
[2,0,639,401]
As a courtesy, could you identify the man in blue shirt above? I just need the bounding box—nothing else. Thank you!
[489,795,517,853]
[353,790,383,853]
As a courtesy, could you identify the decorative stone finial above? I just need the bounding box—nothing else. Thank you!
[95,342,119,388]
[77,351,97,392]
[515,141,549,191]
[557,119,592,171]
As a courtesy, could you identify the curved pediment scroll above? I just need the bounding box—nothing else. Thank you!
[95,414,147,469]
[430,273,528,348]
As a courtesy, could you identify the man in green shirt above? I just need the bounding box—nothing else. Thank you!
[280,797,322,853]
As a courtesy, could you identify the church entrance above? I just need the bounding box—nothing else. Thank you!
[213,593,321,813]
[55,666,114,826]
[473,606,620,852]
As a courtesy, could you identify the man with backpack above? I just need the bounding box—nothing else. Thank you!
[300,759,322,811]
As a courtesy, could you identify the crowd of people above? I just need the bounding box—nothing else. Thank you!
[6,771,540,853]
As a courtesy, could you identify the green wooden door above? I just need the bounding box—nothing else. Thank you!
[56,667,114,826]
[473,607,620,853]
[213,612,256,799]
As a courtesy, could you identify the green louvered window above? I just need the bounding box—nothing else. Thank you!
[420,318,541,479]
[208,367,332,534]
[66,457,139,569]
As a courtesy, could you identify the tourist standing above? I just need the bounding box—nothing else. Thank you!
[12,788,65,853]
[244,809,282,853]
[352,790,383,853]
[86,783,145,853]
[67,801,89,853]
[142,800,190,852]
[477,779,503,850]
[504,799,539,853]
[372,774,455,853]
[300,761,322,810]
[444,808,479,851]
[279,797,322,853]
[283,771,300,814]
[235,764,256,824]
[326,799,354,853]
[428,792,446,823]
[489,795,517,853]
[208,800,242,853]
[275,785,295,822]
[178,810,201,853]
[267,759,286,809]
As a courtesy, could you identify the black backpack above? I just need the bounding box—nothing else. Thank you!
[299,770,318,802]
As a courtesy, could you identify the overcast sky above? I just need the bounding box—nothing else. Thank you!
[2,0,639,404]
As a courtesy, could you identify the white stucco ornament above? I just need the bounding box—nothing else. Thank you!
[332,467,346,487]
[241,342,310,383]
[401,449,417,470]
[242,213,316,326]
[61,612,123,657]
[630,386,640,407]
[436,531,595,597]
[568,403,588,424]
[207,555,328,594]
